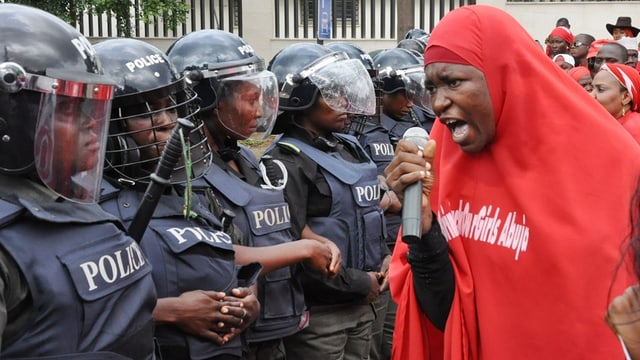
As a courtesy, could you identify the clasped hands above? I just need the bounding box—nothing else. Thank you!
[172,287,260,345]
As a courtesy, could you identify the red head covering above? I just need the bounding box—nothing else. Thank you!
[544,26,574,57]
[601,62,640,111]
[567,65,591,82]
[549,26,574,44]
[588,38,615,59]
[391,5,640,360]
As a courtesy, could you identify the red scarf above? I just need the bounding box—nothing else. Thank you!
[619,111,640,144]
[391,5,640,360]
[545,26,574,57]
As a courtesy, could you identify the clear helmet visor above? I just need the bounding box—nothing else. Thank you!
[400,68,432,112]
[105,84,210,186]
[308,58,376,115]
[34,93,111,203]
[215,70,279,141]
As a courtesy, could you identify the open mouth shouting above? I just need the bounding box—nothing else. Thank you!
[444,118,470,144]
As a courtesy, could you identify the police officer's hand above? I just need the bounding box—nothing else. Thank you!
[220,286,260,343]
[301,239,334,278]
[156,290,236,345]
[606,285,640,359]
[300,226,342,278]
[362,271,381,304]
[378,255,392,292]
[306,237,342,278]
[385,139,436,234]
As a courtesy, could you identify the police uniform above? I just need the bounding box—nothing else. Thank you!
[0,175,156,359]
[346,116,395,176]
[266,126,388,360]
[346,115,398,360]
[194,143,306,356]
[100,181,247,360]
[381,109,435,147]
[370,108,434,359]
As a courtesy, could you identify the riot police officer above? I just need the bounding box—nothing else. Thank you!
[373,47,436,137]
[95,38,261,360]
[326,41,401,360]
[0,4,156,359]
[266,43,388,360]
[167,30,340,360]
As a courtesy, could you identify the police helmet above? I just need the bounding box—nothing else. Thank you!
[268,43,376,133]
[397,38,426,59]
[325,42,375,71]
[373,48,431,111]
[0,4,116,203]
[404,28,430,43]
[94,38,210,185]
[268,43,332,112]
[167,30,279,140]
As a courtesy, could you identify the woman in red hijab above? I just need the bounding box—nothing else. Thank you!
[567,65,593,91]
[591,62,640,144]
[546,26,574,58]
[387,4,640,360]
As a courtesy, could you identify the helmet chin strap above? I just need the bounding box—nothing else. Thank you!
[207,110,241,162]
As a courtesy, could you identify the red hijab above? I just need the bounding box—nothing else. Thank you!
[600,63,640,143]
[545,26,574,57]
[567,65,590,82]
[601,62,640,111]
[391,5,640,360]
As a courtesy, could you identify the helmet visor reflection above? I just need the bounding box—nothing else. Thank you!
[34,93,111,203]
[308,58,376,115]
[216,70,279,140]
[399,67,432,112]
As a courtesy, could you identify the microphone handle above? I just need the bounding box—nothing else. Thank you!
[401,179,423,244]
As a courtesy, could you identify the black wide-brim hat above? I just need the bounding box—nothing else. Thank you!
[606,16,640,37]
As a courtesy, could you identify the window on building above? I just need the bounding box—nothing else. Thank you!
[301,0,360,26]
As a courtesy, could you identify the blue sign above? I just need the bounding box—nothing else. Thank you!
[318,0,331,40]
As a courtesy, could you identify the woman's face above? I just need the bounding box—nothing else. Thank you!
[548,36,569,57]
[125,97,177,162]
[382,90,414,120]
[425,63,495,153]
[613,28,627,41]
[578,75,594,92]
[304,96,348,135]
[590,70,630,119]
[54,97,102,173]
[215,82,265,140]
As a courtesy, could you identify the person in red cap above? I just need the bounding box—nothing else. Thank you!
[545,26,573,58]
[591,62,640,143]
[386,4,640,360]
[587,38,615,76]
[607,16,640,40]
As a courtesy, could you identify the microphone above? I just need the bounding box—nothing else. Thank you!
[401,127,429,244]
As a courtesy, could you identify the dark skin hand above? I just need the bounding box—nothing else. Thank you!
[301,226,342,278]
[363,271,382,304]
[362,255,391,304]
[220,286,260,343]
[384,139,437,235]
[606,285,640,359]
[304,237,342,278]
[378,254,392,292]
[233,238,341,278]
[153,290,242,345]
